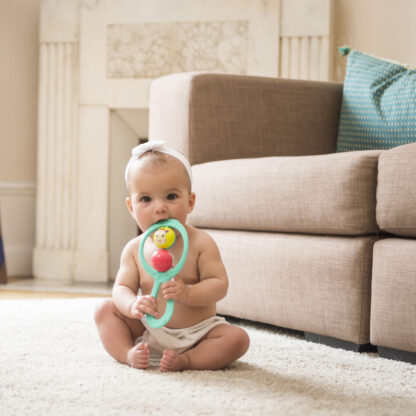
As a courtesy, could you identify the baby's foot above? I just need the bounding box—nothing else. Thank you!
[127,342,150,369]
[160,349,190,372]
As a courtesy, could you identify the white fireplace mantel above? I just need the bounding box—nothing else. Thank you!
[34,0,332,282]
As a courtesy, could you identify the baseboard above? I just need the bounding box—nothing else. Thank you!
[74,249,109,282]
[33,247,109,282]
[0,182,36,196]
[33,247,73,281]
[0,182,36,276]
[3,245,34,277]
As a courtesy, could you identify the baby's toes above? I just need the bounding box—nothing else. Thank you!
[128,343,150,369]
[160,349,184,372]
[163,349,175,360]
[137,342,150,353]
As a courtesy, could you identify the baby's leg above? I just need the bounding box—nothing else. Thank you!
[160,324,249,372]
[94,298,149,369]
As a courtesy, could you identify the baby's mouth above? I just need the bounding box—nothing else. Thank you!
[154,218,169,225]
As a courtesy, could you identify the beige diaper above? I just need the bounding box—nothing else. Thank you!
[135,315,228,365]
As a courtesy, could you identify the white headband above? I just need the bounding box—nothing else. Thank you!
[125,140,192,187]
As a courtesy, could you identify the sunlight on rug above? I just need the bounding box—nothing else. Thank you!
[0,298,415,416]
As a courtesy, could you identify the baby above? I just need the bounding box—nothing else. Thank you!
[94,141,250,371]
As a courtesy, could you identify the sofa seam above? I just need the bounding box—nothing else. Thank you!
[190,224,379,234]
[378,225,416,231]
[360,153,380,345]
[359,236,376,345]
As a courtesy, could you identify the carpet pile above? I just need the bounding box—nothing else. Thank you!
[1,298,415,415]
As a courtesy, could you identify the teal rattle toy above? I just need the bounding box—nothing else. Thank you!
[139,219,188,328]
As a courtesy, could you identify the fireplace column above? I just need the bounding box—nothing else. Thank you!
[33,1,79,281]
[34,0,109,282]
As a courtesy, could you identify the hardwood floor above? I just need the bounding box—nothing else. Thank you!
[0,277,111,299]
[0,290,108,299]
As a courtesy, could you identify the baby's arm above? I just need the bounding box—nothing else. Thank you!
[162,232,228,306]
[113,239,158,319]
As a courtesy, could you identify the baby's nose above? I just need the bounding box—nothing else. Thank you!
[154,199,167,213]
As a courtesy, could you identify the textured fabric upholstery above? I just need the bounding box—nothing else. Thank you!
[190,150,381,235]
[149,73,343,164]
[211,229,374,345]
[370,239,416,352]
[377,142,416,237]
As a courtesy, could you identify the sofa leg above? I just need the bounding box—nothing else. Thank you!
[377,346,416,364]
[304,332,376,353]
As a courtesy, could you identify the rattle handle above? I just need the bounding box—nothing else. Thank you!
[146,280,175,328]
[146,299,174,329]
[150,281,161,298]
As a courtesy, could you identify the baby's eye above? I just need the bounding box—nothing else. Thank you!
[140,196,151,203]
[167,193,178,200]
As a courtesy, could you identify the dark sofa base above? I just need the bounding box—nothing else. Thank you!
[377,346,416,365]
[305,332,377,353]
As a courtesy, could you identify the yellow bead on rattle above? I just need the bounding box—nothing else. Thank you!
[153,226,176,249]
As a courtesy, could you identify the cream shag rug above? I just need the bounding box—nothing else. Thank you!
[1,298,415,416]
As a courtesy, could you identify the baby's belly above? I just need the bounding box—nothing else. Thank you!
[140,275,214,328]
[164,301,216,329]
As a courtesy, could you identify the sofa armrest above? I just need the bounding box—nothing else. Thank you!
[149,72,343,165]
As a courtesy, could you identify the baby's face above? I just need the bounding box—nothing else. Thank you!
[126,156,195,232]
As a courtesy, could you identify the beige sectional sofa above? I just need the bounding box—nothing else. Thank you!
[148,72,416,363]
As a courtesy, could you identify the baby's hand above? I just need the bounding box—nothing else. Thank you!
[161,275,190,303]
[130,295,159,319]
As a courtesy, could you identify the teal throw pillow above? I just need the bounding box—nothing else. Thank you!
[336,47,416,152]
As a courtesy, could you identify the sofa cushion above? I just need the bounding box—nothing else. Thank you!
[336,48,416,152]
[211,229,374,345]
[370,239,416,353]
[190,150,381,235]
[377,142,416,237]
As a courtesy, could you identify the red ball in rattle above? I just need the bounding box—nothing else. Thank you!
[151,249,173,272]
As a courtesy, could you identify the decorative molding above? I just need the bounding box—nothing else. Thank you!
[0,182,36,196]
[106,21,249,79]
[279,0,332,81]
[280,35,330,81]
[40,0,79,43]
[79,0,281,108]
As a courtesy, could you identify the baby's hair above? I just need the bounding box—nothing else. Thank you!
[126,150,192,192]
[136,150,170,171]
[125,141,193,191]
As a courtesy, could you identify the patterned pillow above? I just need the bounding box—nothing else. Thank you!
[336,47,416,152]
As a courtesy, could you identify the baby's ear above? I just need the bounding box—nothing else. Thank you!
[126,197,133,215]
[187,192,196,213]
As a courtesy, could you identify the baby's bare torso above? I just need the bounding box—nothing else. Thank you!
[134,227,216,329]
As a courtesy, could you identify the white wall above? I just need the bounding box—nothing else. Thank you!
[333,0,416,81]
[0,0,40,276]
